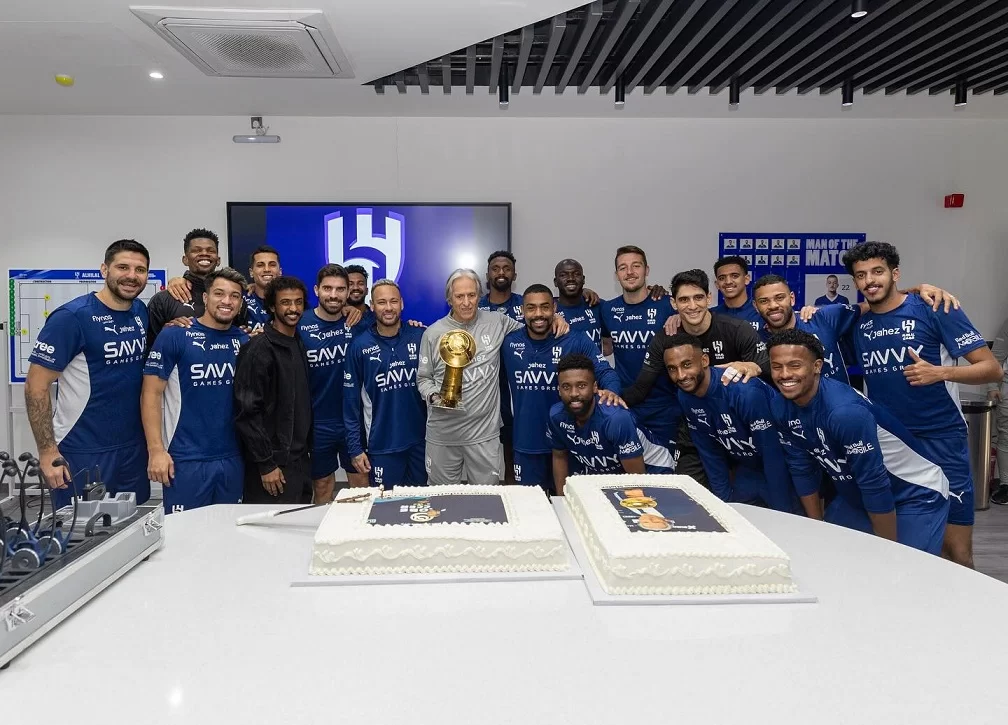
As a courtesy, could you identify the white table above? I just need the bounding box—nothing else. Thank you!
[3,503,1007,724]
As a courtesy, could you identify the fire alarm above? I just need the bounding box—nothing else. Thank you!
[944,193,965,208]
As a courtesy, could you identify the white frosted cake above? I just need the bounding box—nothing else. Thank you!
[564,474,796,595]
[310,485,569,575]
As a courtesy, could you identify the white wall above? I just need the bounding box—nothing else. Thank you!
[2,114,1008,453]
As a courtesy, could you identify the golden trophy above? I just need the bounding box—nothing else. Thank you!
[434,329,477,409]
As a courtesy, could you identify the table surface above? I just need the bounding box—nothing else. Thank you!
[4,502,1008,724]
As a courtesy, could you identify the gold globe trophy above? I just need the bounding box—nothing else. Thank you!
[434,329,477,409]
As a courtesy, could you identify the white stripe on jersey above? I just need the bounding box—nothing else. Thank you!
[637,427,675,470]
[875,424,949,498]
[939,343,966,424]
[53,351,90,446]
[163,367,182,451]
[361,387,374,440]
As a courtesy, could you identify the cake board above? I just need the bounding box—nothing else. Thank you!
[552,499,818,606]
[290,539,584,588]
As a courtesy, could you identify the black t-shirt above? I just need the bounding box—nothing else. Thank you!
[275,330,312,459]
[621,312,769,407]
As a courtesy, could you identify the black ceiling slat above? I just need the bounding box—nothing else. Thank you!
[373,79,385,95]
[465,46,476,94]
[534,15,567,94]
[512,24,534,94]
[968,66,1008,95]
[626,0,707,93]
[576,0,639,94]
[711,0,837,94]
[797,0,974,95]
[417,64,429,95]
[883,35,1008,96]
[905,45,1008,95]
[659,0,769,94]
[395,72,407,94]
[757,0,906,94]
[993,86,1008,96]
[489,36,504,93]
[934,58,1008,95]
[441,55,451,94]
[823,0,1007,94]
[556,0,603,94]
[689,0,804,94]
[600,0,675,94]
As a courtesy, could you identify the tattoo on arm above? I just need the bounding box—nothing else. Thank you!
[25,386,56,451]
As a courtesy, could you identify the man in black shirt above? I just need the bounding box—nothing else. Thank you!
[234,276,314,504]
[147,228,248,346]
[603,269,768,487]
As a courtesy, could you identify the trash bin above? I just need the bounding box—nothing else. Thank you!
[962,396,996,511]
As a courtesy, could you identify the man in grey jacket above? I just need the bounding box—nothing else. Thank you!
[418,268,568,484]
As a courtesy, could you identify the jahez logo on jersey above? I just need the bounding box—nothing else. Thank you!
[190,362,235,386]
[325,209,404,299]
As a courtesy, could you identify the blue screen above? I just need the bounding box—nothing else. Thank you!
[227,203,511,324]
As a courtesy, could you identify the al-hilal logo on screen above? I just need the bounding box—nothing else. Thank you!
[325,209,405,285]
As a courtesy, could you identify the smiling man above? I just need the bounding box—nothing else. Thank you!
[142,267,249,513]
[553,258,611,355]
[711,256,763,331]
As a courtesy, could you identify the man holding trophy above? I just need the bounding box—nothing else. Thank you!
[418,269,569,484]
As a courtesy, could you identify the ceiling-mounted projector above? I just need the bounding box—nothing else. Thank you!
[234,116,280,144]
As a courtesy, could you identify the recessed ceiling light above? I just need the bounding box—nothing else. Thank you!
[149,71,164,80]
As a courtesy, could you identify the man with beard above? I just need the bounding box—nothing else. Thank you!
[548,354,675,496]
[244,246,281,331]
[25,239,152,508]
[768,329,951,554]
[151,228,248,345]
[299,264,369,502]
[234,276,314,504]
[711,256,763,332]
[142,268,249,513]
[344,280,428,487]
[345,264,375,325]
[843,241,1001,568]
[554,258,610,355]
[502,284,621,492]
[418,269,569,485]
[663,333,800,513]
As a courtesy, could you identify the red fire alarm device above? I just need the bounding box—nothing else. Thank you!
[944,193,965,208]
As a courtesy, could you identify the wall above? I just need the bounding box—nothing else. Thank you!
[1,114,1007,454]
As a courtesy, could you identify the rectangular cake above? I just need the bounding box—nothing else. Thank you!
[310,485,570,575]
[564,474,797,595]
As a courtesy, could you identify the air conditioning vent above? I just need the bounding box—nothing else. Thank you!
[130,7,353,79]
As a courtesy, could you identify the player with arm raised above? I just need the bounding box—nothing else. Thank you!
[142,268,249,513]
[769,329,951,553]
[843,241,1001,567]
[502,284,621,493]
[25,239,152,508]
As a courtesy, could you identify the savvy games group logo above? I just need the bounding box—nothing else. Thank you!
[325,209,406,290]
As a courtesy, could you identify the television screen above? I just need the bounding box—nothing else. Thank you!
[227,202,511,324]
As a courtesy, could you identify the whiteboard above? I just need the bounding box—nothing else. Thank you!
[7,269,167,383]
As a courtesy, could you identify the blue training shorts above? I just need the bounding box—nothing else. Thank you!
[164,455,244,514]
[369,444,428,488]
[826,494,949,555]
[513,451,555,493]
[311,422,354,480]
[914,430,973,527]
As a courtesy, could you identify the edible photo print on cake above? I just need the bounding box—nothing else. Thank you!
[367,495,509,526]
[603,487,726,534]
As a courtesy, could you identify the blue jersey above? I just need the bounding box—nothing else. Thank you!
[678,371,793,511]
[547,399,674,473]
[855,295,987,436]
[297,308,365,426]
[144,322,248,461]
[556,299,604,351]
[243,291,269,332]
[761,304,860,383]
[29,293,148,453]
[502,329,621,455]
[599,295,679,436]
[771,376,949,515]
[478,292,524,322]
[815,294,850,306]
[712,300,763,332]
[343,325,426,458]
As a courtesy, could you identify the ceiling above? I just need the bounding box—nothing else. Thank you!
[2,0,1008,118]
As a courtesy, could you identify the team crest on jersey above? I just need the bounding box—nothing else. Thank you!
[407,342,418,359]
[647,308,657,325]
[712,340,723,355]
[232,337,242,354]
[901,319,916,341]
[552,346,563,365]
[585,309,594,322]
[481,334,491,346]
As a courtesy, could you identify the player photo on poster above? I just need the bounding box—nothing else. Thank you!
[603,487,726,534]
[804,273,857,307]
[367,495,509,526]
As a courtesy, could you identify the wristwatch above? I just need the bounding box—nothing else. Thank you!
[427,392,441,405]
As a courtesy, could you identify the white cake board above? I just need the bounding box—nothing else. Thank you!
[290,539,583,588]
[552,499,818,606]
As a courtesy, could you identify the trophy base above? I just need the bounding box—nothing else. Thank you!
[431,401,466,411]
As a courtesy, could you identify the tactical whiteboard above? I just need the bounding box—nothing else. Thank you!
[7,269,167,383]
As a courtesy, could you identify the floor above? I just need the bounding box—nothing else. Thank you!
[4,489,1007,582]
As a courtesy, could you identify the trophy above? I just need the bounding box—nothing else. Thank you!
[433,329,477,409]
